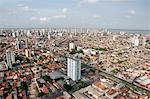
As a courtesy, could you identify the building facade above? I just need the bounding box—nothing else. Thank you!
[67,57,81,81]
[6,49,15,68]
[69,43,75,51]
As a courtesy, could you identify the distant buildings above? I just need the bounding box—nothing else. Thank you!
[6,49,15,68]
[67,57,81,81]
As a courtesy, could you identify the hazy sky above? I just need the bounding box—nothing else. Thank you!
[0,0,149,29]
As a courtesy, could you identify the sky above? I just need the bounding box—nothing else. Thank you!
[0,0,149,29]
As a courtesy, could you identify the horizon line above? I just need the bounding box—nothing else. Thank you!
[0,27,149,31]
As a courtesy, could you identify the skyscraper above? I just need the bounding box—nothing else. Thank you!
[6,49,15,68]
[67,57,81,81]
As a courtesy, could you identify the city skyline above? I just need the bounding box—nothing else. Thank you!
[0,0,149,29]
[0,24,150,98]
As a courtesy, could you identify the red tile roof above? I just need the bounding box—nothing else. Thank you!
[41,86,49,94]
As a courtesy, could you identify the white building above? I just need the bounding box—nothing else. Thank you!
[25,49,31,58]
[142,37,146,47]
[48,34,51,40]
[27,30,32,36]
[132,36,139,46]
[134,37,139,46]
[12,32,16,38]
[112,35,117,41]
[58,32,63,36]
[69,42,75,51]
[15,38,20,49]
[48,31,52,40]
[25,38,29,48]
[6,49,15,68]
[67,57,81,81]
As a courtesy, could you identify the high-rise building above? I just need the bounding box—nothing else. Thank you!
[142,37,146,47]
[16,38,25,49]
[69,42,75,51]
[12,32,16,38]
[15,38,20,49]
[25,38,28,48]
[27,30,31,36]
[25,49,31,58]
[6,49,15,68]
[132,36,139,46]
[48,32,51,40]
[112,35,117,41]
[134,38,139,46]
[16,30,19,37]
[67,57,81,81]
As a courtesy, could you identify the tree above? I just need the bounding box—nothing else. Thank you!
[20,81,28,91]
[99,61,103,65]
[111,68,120,74]
[42,75,52,82]
[64,84,72,91]
[3,73,7,80]
[0,43,7,48]
[76,49,84,54]
[37,92,46,97]
[70,49,76,54]
[38,56,44,61]
[7,82,13,93]
[95,48,107,51]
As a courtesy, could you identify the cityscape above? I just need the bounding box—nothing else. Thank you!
[0,0,150,99]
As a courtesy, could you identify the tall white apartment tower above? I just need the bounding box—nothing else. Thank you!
[132,36,139,46]
[15,38,20,50]
[12,32,16,38]
[142,37,146,47]
[67,57,81,81]
[25,49,31,58]
[69,42,75,51]
[6,49,15,68]
[48,32,51,40]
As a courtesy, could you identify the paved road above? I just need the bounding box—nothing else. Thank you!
[82,63,150,97]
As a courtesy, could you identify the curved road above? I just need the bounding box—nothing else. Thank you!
[82,63,150,97]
